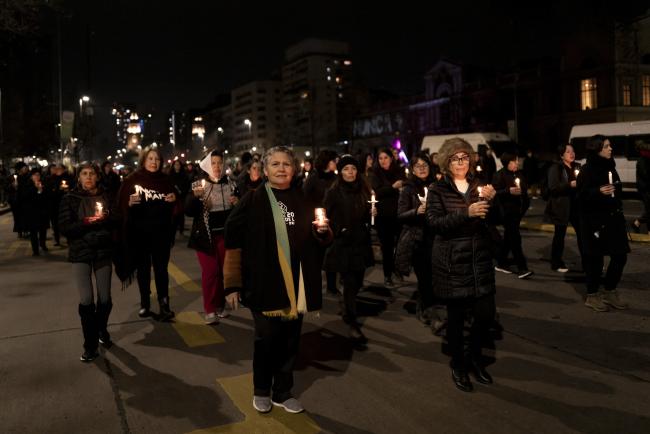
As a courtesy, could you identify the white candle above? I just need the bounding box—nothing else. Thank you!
[476,165,482,173]
[334,170,338,175]
[315,208,326,225]
[477,186,483,198]
[608,171,614,197]
[574,169,580,177]
[134,184,141,193]
[95,201,103,216]
[13,174,17,183]
[201,179,206,188]
[61,180,68,188]
[477,186,486,219]
[305,171,309,178]
[368,194,378,226]
[514,177,521,188]
[405,168,409,176]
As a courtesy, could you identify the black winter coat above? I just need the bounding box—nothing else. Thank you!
[224,184,331,312]
[303,170,336,207]
[543,162,580,225]
[493,168,530,220]
[395,178,433,276]
[576,155,630,256]
[22,181,50,230]
[322,181,374,273]
[368,166,404,217]
[58,187,116,263]
[426,176,496,300]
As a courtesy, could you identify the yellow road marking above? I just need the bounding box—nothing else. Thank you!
[3,241,21,258]
[169,261,202,292]
[172,311,225,347]
[187,373,321,434]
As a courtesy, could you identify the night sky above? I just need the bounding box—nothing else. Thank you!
[59,0,647,150]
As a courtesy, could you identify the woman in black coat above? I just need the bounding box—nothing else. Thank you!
[396,152,436,325]
[59,162,116,362]
[492,152,532,279]
[22,168,51,256]
[543,144,583,272]
[368,147,406,287]
[426,138,497,393]
[323,154,375,344]
[577,135,629,312]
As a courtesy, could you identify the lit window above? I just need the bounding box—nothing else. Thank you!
[623,84,631,106]
[581,78,597,110]
[643,75,650,106]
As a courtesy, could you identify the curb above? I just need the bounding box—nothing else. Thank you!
[520,220,650,243]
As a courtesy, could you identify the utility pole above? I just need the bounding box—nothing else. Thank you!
[57,15,64,163]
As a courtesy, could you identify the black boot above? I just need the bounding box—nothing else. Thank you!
[96,299,113,348]
[158,297,175,321]
[468,357,493,384]
[139,292,151,318]
[79,303,99,362]
[451,365,473,392]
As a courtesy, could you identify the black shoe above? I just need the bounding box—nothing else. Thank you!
[349,324,368,344]
[469,359,493,384]
[80,350,99,363]
[98,331,113,348]
[517,270,533,279]
[451,367,473,392]
[32,252,40,256]
[138,307,151,318]
[158,299,175,321]
[384,277,394,288]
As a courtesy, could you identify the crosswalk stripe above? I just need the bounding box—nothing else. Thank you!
[3,241,21,258]
[187,373,321,434]
[168,261,201,292]
[172,311,225,347]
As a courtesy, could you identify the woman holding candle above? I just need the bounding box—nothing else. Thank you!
[396,152,437,325]
[186,150,238,324]
[492,152,533,279]
[116,146,178,320]
[544,144,583,273]
[59,162,116,362]
[368,147,406,287]
[223,146,332,414]
[426,138,497,392]
[322,154,375,344]
[576,135,629,312]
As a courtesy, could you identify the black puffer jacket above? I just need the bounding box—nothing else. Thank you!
[322,180,374,272]
[576,155,629,256]
[58,187,116,263]
[493,168,529,219]
[426,176,496,300]
[395,177,433,276]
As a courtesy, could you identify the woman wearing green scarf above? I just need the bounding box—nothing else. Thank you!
[223,146,332,415]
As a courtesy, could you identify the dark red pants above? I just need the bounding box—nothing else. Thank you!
[196,234,226,314]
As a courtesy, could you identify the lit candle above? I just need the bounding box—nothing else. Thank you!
[95,201,103,216]
[515,177,521,188]
[608,171,614,197]
[315,208,326,226]
[334,169,338,175]
[305,171,309,178]
[13,174,17,182]
[61,180,68,189]
[120,175,123,181]
[477,186,486,219]
[405,168,410,176]
[201,179,206,188]
[476,165,482,173]
[134,184,141,193]
[368,193,378,226]
[574,169,580,177]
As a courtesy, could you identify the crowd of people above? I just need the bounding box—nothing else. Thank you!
[0,133,641,409]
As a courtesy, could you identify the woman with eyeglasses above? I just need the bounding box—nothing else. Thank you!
[396,152,437,326]
[426,138,497,393]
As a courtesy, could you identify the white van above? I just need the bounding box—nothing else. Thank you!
[569,121,650,192]
[420,132,519,170]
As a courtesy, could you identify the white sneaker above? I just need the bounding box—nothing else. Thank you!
[554,267,569,273]
[253,396,272,413]
[494,266,512,274]
[205,312,218,325]
[216,307,230,318]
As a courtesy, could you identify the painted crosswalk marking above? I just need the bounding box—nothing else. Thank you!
[169,261,201,292]
[187,373,321,434]
[172,311,225,347]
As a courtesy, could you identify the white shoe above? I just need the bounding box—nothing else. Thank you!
[494,266,512,274]
[216,307,230,318]
[205,312,218,325]
[554,267,569,273]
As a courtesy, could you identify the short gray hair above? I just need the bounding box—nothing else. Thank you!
[262,146,297,172]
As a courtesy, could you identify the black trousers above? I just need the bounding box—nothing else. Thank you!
[412,242,434,309]
[375,215,399,279]
[584,254,627,294]
[251,311,303,402]
[498,216,527,271]
[340,270,365,324]
[50,209,60,244]
[551,213,583,270]
[29,227,47,254]
[135,231,172,307]
[446,295,496,369]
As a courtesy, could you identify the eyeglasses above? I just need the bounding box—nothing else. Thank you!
[449,155,470,164]
[413,164,429,170]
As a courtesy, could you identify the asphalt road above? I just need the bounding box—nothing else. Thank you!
[0,210,649,434]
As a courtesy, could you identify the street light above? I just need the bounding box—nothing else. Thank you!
[244,119,252,134]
